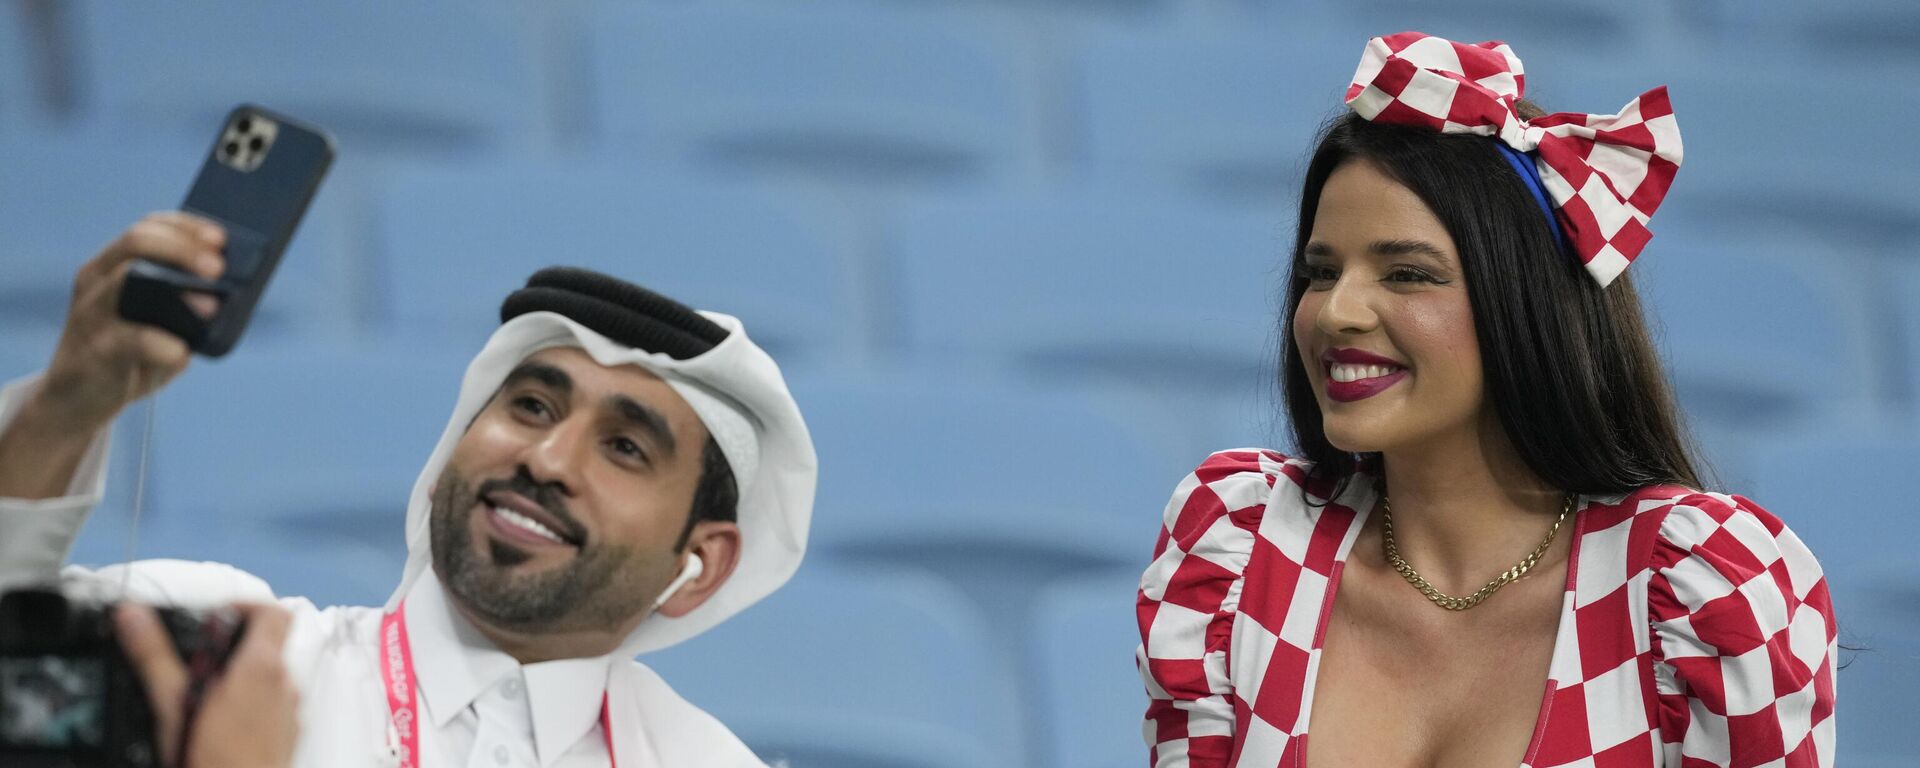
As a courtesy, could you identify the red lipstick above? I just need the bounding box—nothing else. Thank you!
[1321,347,1409,403]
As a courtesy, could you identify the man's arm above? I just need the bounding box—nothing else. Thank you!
[0,375,114,588]
[0,377,108,500]
[0,211,224,500]
[0,212,225,585]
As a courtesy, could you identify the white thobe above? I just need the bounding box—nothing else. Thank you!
[0,374,767,768]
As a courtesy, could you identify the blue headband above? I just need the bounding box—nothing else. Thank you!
[1493,142,1574,259]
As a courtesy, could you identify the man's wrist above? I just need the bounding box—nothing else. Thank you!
[0,384,113,500]
[16,380,117,439]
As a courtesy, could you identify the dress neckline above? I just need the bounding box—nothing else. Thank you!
[1292,473,1590,768]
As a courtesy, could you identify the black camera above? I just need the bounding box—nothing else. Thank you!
[0,589,245,768]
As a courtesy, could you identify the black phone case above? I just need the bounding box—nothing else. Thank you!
[116,105,334,357]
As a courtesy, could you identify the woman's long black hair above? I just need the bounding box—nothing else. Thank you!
[1280,104,1708,497]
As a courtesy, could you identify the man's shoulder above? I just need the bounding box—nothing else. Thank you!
[619,660,770,768]
[63,558,278,607]
[63,559,386,649]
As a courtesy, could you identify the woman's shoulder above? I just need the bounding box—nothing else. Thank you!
[1606,488,1837,751]
[1188,447,1302,485]
[1151,448,1352,555]
[1178,448,1337,495]
[1153,450,1281,541]
[1586,485,1819,577]
[1583,485,1829,639]
[1159,449,1317,523]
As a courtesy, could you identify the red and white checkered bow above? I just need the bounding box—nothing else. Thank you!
[1344,32,1683,287]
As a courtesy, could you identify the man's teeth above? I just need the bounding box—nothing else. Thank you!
[493,506,566,544]
[1329,363,1402,383]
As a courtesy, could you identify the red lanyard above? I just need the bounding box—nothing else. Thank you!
[381,603,617,767]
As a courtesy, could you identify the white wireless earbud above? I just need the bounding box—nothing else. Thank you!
[651,555,705,610]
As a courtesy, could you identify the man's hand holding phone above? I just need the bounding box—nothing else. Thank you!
[47,212,228,429]
[0,213,226,500]
[0,105,327,502]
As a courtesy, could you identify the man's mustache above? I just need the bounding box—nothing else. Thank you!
[473,469,588,544]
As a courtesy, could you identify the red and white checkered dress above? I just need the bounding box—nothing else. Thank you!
[1136,450,1837,767]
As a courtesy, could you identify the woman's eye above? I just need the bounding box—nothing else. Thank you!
[1301,265,1338,283]
[1386,268,1435,284]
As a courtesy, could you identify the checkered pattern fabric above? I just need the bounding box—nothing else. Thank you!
[1344,32,1683,288]
[1136,450,1836,767]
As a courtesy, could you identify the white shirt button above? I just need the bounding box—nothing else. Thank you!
[493,744,510,765]
[502,678,522,698]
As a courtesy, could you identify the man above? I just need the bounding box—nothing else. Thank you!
[0,212,817,767]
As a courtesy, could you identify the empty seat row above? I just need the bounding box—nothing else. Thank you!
[4,2,1912,206]
[2,146,1911,439]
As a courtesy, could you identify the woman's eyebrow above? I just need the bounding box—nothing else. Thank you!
[1368,238,1451,264]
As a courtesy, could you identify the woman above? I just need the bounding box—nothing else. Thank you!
[1135,33,1836,768]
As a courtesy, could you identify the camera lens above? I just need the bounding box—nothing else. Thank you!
[237,117,252,133]
[224,141,240,157]
[249,136,264,151]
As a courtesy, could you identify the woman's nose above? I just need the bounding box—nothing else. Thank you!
[1315,274,1379,336]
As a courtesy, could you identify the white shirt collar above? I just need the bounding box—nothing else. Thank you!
[405,571,615,767]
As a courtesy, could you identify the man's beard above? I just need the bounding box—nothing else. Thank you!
[429,467,648,633]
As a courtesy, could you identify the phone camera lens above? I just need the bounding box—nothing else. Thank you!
[224,141,240,157]
[237,117,252,133]
[248,136,264,151]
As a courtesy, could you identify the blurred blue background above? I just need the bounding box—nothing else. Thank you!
[1,0,1915,765]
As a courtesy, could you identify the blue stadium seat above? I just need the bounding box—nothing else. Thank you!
[1743,425,1920,762]
[373,162,855,364]
[792,371,1207,767]
[1644,56,1914,244]
[1718,0,1920,74]
[892,193,1285,389]
[144,345,468,557]
[1281,0,1664,53]
[0,130,357,345]
[639,564,1003,768]
[0,3,27,129]
[1033,569,1149,768]
[586,3,1029,182]
[0,332,57,384]
[1632,219,1877,431]
[1743,427,1920,600]
[1074,29,1352,205]
[793,371,1184,567]
[1900,261,1920,401]
[70,0,546,155]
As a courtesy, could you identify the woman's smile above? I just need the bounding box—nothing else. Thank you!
[1322,347,1410,402]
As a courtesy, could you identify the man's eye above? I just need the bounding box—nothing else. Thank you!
[513,396,551,417]
[610,437,645,460]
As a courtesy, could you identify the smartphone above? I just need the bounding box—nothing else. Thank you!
[116,105,334,357]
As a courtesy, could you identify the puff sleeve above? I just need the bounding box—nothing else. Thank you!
[1647,492,1837,768]
[1135,450,1278,767]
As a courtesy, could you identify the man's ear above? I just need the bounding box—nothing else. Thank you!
[655,521,741,619]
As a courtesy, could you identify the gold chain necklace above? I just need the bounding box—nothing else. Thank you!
[1380,492,1574,611]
